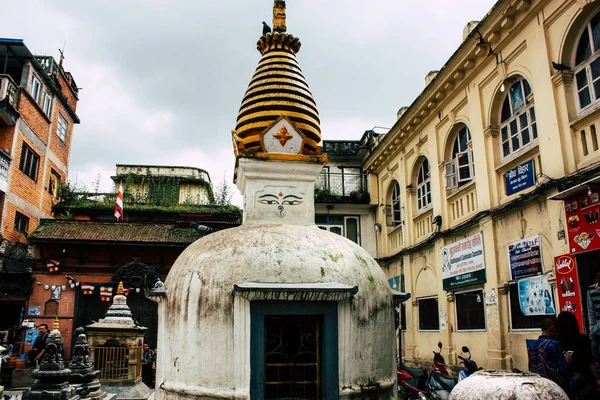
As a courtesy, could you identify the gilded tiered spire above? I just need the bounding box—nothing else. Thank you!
[233,1,323,159]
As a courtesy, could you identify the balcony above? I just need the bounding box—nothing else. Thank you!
[448,183,478,226]
[315,172,369,204]
[0,149,11,193]
[0,74,18,125]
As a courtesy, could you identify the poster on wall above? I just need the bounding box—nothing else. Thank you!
[554,254,585,332]
[24,329,39,345]
[441,232,486,290]
[564,189,600,254]
[388,276,400,290]
[508,235,543,280]
[517,275,556,316]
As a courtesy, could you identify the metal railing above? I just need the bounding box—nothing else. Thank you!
[93,346,142,381]
[0,75,18,107]
[315,172,368,197]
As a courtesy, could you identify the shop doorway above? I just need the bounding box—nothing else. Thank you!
[0,301,24,348]
[576,251,600,332]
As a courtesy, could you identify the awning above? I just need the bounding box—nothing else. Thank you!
[548,175,600,201]
[233,281,358,302]
[391,289,411,304]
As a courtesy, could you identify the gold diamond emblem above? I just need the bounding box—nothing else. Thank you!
[273,126,293,147]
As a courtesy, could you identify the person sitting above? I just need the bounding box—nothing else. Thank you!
[557,311,600,399]
[528,316,569,388]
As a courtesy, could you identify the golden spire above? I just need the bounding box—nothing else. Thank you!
[53,317,59,330]
[273,0,287,33]
[117,281,124,295]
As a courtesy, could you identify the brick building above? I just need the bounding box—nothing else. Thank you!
[0,38,80,243]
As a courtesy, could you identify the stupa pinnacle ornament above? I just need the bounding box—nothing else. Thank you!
[23,318,80,400]
[233,0,325,161]
[98,282,134,325]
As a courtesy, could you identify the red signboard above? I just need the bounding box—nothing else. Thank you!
[554,254,584,333]
[564,190,600,254]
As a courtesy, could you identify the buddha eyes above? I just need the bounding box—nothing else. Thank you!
[259,199,278,205]
[282,200,301,205]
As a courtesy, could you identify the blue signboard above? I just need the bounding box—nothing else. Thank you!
[505,159,535,196]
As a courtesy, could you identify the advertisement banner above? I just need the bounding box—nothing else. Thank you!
[564,189,600,254]
[508,235,543,280]
[441,232,486,290]
[554,254,585,332]
[517,275,556,316]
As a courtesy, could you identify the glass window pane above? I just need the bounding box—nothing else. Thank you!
[576,28,592,65]
[523,79,532,98]
[532,122,538,140]
[592,58,600,79]
[512,135,520,151]
[510,82,525,112]
[530,107,536,123]
[501,97,511,122]
[501,126,509,141]
[346,218,358,244]
[330,226,342,235]
[576,70,589,88]
[579,87,592,108]
[522,128,530,145]
[592,13,600,53]
[594,80,600,100]
[503,141,511,157]
[510,120,519,135]
[459,128,469,151]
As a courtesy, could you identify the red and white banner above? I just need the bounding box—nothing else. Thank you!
[46,259,60,272]
[100,286,113,301]
[81,284,95,295]
[554,254,585,332]
[114,181,124,222]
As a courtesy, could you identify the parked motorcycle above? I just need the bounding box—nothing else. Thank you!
[457,346,481,381]
[397,360,428,399]
[426,342,458,400]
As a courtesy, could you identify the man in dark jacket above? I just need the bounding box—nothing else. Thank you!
[26,324,48,366]
[587,271,600,362]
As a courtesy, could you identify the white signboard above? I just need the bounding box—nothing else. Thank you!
[441,232,486,290]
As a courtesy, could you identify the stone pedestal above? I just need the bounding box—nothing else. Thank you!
[86,282,151,400]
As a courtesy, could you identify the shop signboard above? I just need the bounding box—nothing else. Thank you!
[441,232,486,290]
[564,188,600,254]
[554,254,585,332]
[505,159,535,196]
[388,276,400,290]
[517,275,556,316]
[507,235,543,280]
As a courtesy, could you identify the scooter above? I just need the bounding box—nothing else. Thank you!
[426,342,458,400]
[397,360,428,399]
[457,346,481,381]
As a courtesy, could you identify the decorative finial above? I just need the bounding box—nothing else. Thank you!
[53,317,60,330]
[117,281,124,295]
[273,0,287,33]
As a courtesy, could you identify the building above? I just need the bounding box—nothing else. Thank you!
[0,38,79,243]
[364,0,600,371]
[316,136,377,257]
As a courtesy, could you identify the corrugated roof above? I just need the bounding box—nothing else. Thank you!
[28,220,202,244]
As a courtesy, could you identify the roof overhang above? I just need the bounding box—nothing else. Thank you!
[0,38,34,60]
[391,289,411,304]
[233,281,358,302]
[548,175,600,201]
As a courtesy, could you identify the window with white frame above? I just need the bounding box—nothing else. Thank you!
[42,91,52,116]
[500,78,537,158]
[386,182,402,227]
[31,76,42,103]
[416,159,432,211]
[445,125,474,189]
[574,12,600,111]
[57,114,68,142]
[316,214,360,244]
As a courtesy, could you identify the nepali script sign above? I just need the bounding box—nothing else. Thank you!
[441,232,486,290]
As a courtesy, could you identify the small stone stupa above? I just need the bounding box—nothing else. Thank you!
[69,333,107,400]
[156,1,397,399]
[23,318,80,400]
[86,282,150,400]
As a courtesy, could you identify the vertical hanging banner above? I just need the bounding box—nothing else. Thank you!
[554,254,584,332]
[441,232,486,290]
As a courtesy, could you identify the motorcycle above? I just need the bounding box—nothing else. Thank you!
[426,342,458,400]
[457,346,481,381]
[397,360,428,399]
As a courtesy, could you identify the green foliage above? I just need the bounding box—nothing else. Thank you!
[212,173,233,206]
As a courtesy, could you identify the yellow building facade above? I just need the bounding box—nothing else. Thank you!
[364,0,600,371]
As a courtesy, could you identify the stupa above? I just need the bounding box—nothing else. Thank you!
[155,1,397,399]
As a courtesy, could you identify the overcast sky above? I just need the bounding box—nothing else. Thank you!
[4,0,496,206]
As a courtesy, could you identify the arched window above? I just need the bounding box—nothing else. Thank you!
[416,159,432,211]
[386,182,402,227]
[500,78,537,158]
[444,125,474,189]
[574,12,600,110]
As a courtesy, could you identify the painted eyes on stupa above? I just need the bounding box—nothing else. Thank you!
[258,194,303,206]
[260,199,279,205]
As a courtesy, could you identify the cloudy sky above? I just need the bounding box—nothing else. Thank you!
[4,0,496,206]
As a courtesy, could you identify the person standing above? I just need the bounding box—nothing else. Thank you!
[27,324,48,366]
[141,343,156,388]
[528,316,569,388]
[587,271,600,362]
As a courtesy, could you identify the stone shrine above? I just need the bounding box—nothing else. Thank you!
[23,318,80,400]
[69,334,108,400]
[155,1,397,399]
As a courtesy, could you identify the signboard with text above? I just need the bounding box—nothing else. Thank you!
[441,232,486,290]
[564,189,600,254]
[508,235,543,280]
[505,159,535,196]
[554,254,584,332]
